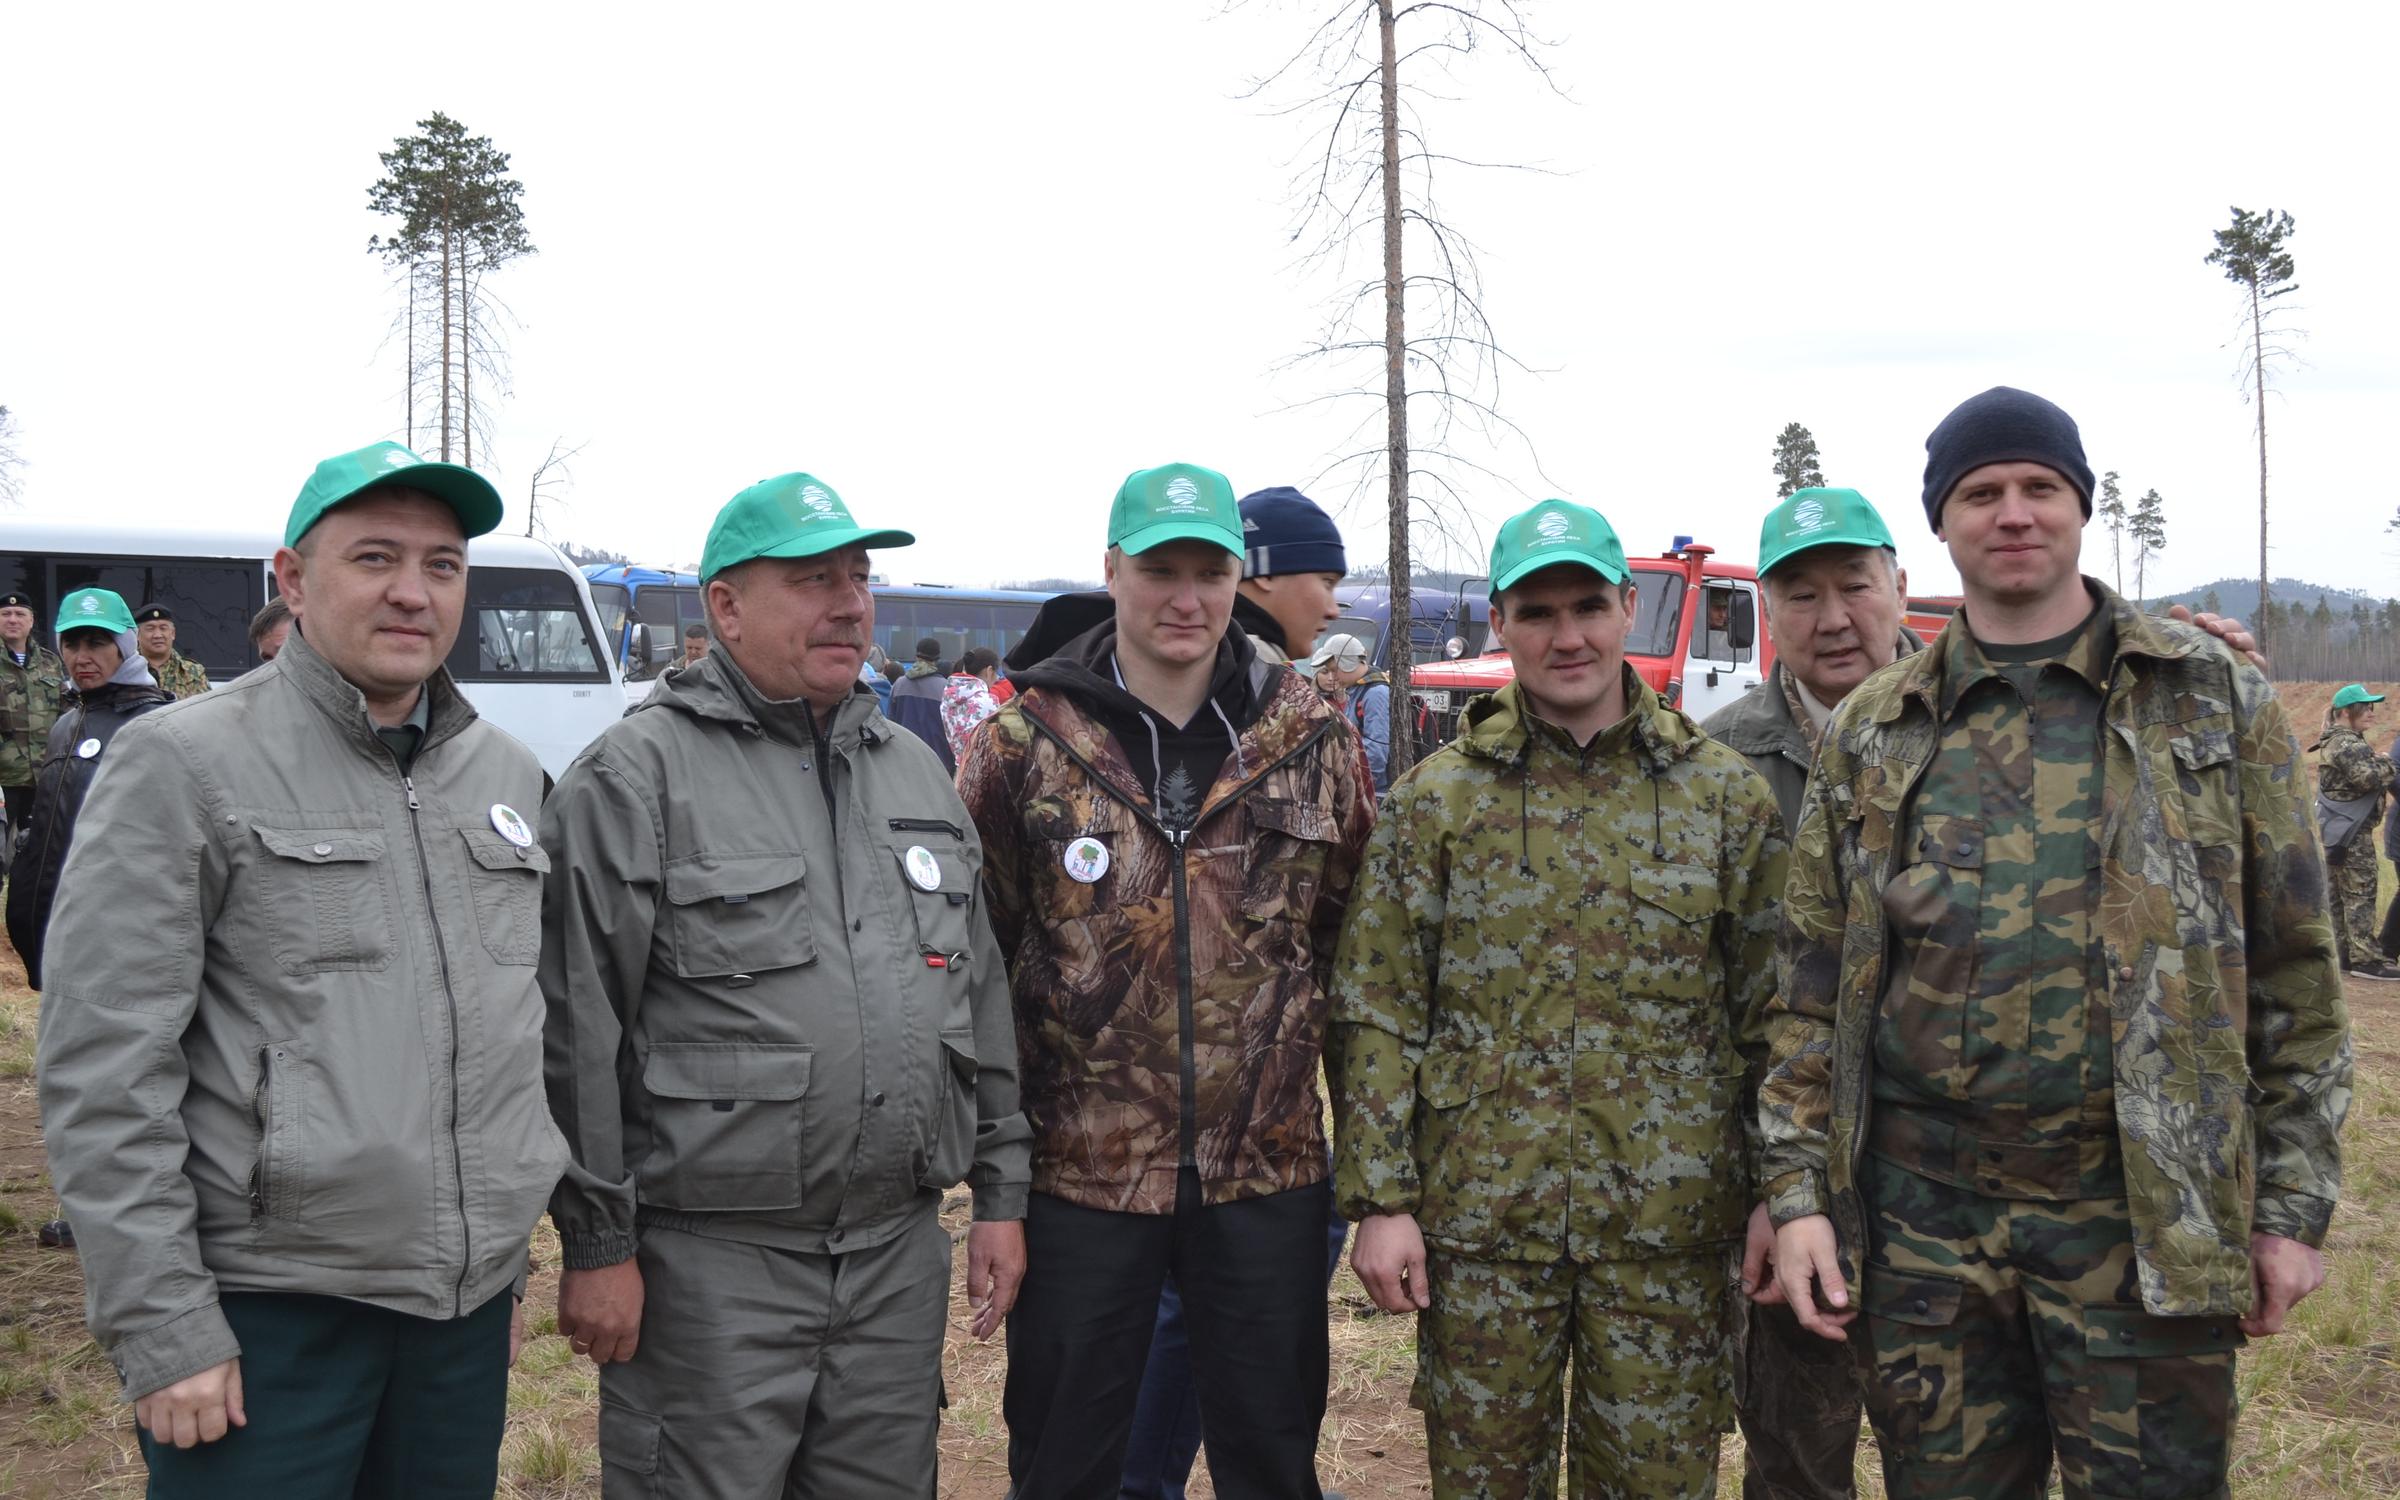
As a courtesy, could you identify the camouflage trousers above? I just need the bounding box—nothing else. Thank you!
[1413,1246,1732,1499]
[1729,1268,1861,1499]
[2327,845,2383,969]
[1854,1155,2241,1499]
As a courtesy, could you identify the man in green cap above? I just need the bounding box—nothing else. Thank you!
[2311,683,2398,980]
[38,440,567,1495]
[538,472,1031,1497]
[1330,498,1788,1497]
[959,461,1371,1498]
[1,588,65,840]
[1762,388,2350,1498]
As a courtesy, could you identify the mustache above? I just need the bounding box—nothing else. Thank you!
[810,633,865,649]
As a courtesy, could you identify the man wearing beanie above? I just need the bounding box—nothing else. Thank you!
[1761,388,2351,1497]
[1234,485,1349,665]
[38,442,567,1494]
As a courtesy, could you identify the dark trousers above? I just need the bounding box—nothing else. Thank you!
[1007,1170,1331,1500]
[1120,1202,1349,1499]
[140,1289,511,1499]
[2381,880,2400,959]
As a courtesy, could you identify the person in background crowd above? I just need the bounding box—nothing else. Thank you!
[681,622,709,667]
[2312,684,2398,980]
[1233,485,1347,668]
[961,462,1370,1500]
[1307,632,1390,797]
[1764,387,2350,1498]
[134,602,211,699]
[2382,723,2400,962]
[1,588,65,835]
[862,643,897,713]
[942,646,1003,766]
[888,634,953,766]
[247,598,294,663]
[38,440,563,1495]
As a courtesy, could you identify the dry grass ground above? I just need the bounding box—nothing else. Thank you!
[2,681,2393,1495]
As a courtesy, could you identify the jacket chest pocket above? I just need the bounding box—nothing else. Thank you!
[1239,796,1339,925]
[460,827,551,966]
[251,825,395,976]
[1882,814,1984,1007]
[885,835,978,965]
[2163,719,2242,849]
[663,852,817,978]
[1624,860,1726,1057]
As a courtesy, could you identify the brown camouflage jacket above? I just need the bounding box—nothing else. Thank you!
[1759,583,2353,1317]
[958,647,1371,1213]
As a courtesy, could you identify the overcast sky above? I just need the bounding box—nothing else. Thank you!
[6,2,2395,601]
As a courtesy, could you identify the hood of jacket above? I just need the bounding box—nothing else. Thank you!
[640,643,884,752]
[1009,610,1271,740]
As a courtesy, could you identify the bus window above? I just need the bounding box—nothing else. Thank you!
[451,567,607,681]
[49,558,260,682]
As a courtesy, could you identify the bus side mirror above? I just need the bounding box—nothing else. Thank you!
[1729,596,1756,652]
[628,623,651,671]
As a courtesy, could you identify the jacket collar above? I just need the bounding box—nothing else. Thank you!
[1455,668,1697,777]
[1872,578,2180,726]
[651,644,886,753]
[277,622,478,764]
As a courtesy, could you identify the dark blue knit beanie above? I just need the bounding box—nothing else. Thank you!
[1238,486,1348,579]
[1921,387,2095,532]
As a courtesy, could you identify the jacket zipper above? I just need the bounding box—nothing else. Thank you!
[400,768,473,1316]
[888,816,965,839]
[1019,708,1338,1180]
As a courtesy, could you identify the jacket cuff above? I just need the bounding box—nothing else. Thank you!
[1765,1169,1830,1228]
[972,1181,1029,1222]
[2253,1186,2336,1249]
[112,1301,242,1403]
[558,1229,639,1270]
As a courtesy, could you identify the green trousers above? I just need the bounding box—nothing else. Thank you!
[139,1289,511,1499]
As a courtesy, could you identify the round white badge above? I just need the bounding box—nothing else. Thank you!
[76,738,102,760]
[489,803,534,848]
[904,845,942,892]
[1062,836,1111,884]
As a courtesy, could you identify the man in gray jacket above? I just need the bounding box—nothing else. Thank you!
[540,472,1031,1499]
[37,440,567,1495]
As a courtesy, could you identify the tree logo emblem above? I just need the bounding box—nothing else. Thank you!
[798,484,838,519]
[1163,476,1203,514]
[78,595,101,615]
[1792,498,1827,532]
[1535,511,1572,544]
[385,449,419,469]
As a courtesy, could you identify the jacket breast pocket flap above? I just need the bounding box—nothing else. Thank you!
[461,827,549,964]
[1417,1048,1501,1110]
[1629,860,1722,924]
[663,853,816,978]
[639,1042,813,1211]
[1914,816,1986,869]
[643,1041,813,1102]
[251,825,394,974]
[1252,797,1336,843]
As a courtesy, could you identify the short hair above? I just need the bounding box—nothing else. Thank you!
[958,647,1000,676]
[683,623,708,641]
[248,596,293,646]
[914,637,942,662]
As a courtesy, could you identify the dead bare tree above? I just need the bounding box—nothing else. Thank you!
[1248,0,1563,779]
[0,405,24,507]
[524,437,588,540]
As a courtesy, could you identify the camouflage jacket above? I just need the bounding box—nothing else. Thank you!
[1759,583,2352,1317]
[0,643,65,787]
[1702,629,1922,834]
[2314,724,2396,809]
[150,652,210,701]
[957,646,1371,1213]
[1330,674,1788,1262]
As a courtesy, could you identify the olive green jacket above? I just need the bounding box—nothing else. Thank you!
[1759,583,2352,1317]
[0,641,64,788]
[1331,674,1788,1261]
[1702,629,1922,834]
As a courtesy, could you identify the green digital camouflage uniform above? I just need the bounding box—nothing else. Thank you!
[2312,723,2395,971]
[1760,584,2353,1499]
[1332,673,1787,1499]
[148,650,210,700]
[1,642,65,802]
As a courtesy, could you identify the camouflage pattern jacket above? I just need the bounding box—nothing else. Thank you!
[958,639,1371,1214]
[149,651,211,701]
[1759,583,2352,1317]
[1330,674,1788,1262]
[0,642,64,788]
[2313,725,2396,851]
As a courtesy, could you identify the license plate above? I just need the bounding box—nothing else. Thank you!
[1411,689,1450,712]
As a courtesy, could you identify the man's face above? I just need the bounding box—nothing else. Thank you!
[255,619,292,662]
[706,546,874,710]
[1491,566,1637,724]
[1240,570,1344,658]
[137,617,176,659]
[1763,545,1909,705]
[1937,462,2084,607]
[0,605,32,647]
[273,490,469,706]
[683,633,708,665]
[1107,540,1239,673]
[59,628,122,691]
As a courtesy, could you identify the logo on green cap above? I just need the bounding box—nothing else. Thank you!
[1490,499,1628,594]
[1791,496,1828,533]
[78,595,101,615]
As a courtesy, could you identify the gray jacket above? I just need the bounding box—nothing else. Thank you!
[36,628,567,1399]
[1702,629,1923,833]
[539,647,1030,1272]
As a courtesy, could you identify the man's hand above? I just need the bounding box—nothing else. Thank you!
[558,1259,646,1364]
[508,1295,526,1367]
[2168,605,2266,671]
[1352,1212,1431,1314]
[2242,1233,2327,1338]
[1771,1215,1858,1341]
[135,1358,245,1449]
[1742,1202,1785,1304]
[965,1220,1027,1340]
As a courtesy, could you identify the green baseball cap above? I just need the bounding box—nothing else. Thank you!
[285,441,505,547]
[1107,463,1244,557]
[1490,499,1629,594]
[2333,684,2386,709]
[700,472,914,581]
[1758,487,1897,579]
[54,587,135,637]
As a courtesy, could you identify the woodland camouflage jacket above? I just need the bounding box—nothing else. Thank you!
[0,643,64,788]
[1759,583,2353,1317]
[1330,674,1788,1262]
[957,649,1371,1213]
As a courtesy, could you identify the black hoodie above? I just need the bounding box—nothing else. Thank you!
[1007,594,1273,834]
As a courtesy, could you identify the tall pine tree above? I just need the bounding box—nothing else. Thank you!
[1771,423,1826,498]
